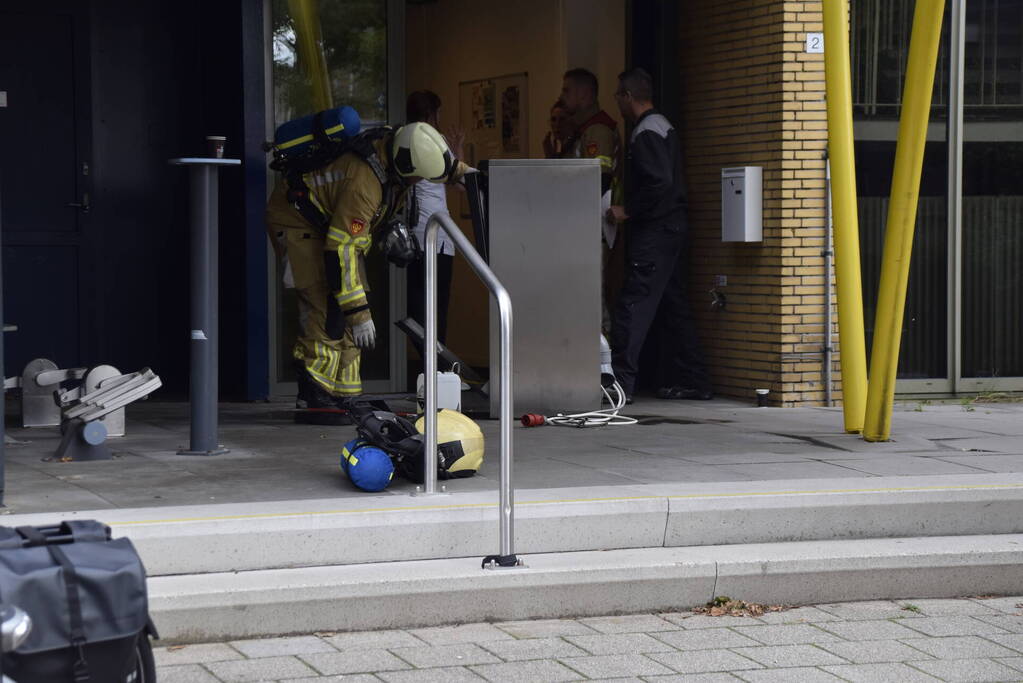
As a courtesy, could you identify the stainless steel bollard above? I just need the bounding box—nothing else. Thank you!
[424,211,521,568]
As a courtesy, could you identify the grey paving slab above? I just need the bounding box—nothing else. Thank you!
[819,662,941,682]
[733,668,846,683]
[230,635,336,658]
[974,614,1023,633]
[510,459,642,488]
[661,614,766,629]
[377,667,486,683]
[388,643,500,668]
[285,676,380,683]
[323,630,427,651]
[204,655,318,682]
[651,628,763,651]
[900,635,1021,659]
[479,637,589,661]
[903,599,1006,616]
[573,460,758,484]
[937,436,1023,453]
[469,658,582,682]
[999,657,1023,672]
[715,461,867,480]
[831,456,990,476]
[298,650,411,675]
[558,653,676,678]
[753,607,842,624]
[984,633,1023,653]
[973,597,1023,614]
[578,614,683,633]
[909,657,1023,682]
[817,618,928,641]
[730,645,849,668]
[564,632,677,655]
[154,643,245,665]
[936,454,1023,473]
[155,665,224,683]
[897,616,1011,637]
[816,639,936,664]
[816,600,922,621]
[407,624,515,645]
[645,675,745,683]
[646,650,764,674]
[731,624,843,646]
[493,619,599,639]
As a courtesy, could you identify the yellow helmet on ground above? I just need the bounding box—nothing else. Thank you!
[392,122,456,182]
[414,409,484,477]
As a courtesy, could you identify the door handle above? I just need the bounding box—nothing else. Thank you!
[67,192,90,213]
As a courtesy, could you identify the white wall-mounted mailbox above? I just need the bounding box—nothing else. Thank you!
[721,166,762,242]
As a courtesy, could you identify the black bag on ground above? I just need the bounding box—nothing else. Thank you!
[0,520,157,682]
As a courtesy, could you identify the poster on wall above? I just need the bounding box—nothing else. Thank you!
[458,72,528,216]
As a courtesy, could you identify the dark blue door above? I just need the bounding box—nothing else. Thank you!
[0,3,93,375]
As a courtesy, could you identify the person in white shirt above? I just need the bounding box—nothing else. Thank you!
[405,90,464,364]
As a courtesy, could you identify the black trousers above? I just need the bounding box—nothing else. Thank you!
[611,222,709,396]
[406,253,453,365]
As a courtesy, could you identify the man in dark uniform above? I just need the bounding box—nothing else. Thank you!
[607,68,712,402]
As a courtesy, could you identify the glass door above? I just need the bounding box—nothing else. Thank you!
[851,0,1023,395]
[268,0,405,396]
[957,0,1023,392]
[852,0,952,393]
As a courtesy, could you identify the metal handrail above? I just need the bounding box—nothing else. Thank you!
[423,210,519,568]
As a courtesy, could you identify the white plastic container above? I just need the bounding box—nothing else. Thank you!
[416,372,462,412]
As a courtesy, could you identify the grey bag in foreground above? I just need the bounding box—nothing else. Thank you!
[0,520,157,682]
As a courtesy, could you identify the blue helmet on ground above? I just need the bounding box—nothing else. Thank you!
[340,439,394,492]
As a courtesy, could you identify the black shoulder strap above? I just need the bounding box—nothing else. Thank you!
[285,171,332,233]
[16,526,91,682]
[311,109,331,148]
[50,543,92,683]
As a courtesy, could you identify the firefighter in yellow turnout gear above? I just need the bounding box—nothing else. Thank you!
[267,123,470,407]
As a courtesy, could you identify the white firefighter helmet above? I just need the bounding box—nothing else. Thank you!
[414,409,484,476]
[392,122,455,182]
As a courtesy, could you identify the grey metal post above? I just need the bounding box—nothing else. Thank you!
[169,157,240,455]
[824,156,833,407]
[0,186,5,505]
[425,211,520,567]
[423,222,439,495]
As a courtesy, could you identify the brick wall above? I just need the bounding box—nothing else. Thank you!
[679,0,838,407]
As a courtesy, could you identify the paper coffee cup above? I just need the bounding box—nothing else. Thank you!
[206,135,226,159]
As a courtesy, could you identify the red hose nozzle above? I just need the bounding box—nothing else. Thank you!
[520,413,547,427]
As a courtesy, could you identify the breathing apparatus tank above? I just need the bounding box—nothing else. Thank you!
[272,105,361,159]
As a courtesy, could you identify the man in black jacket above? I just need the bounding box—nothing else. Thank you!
[607,68,711,402]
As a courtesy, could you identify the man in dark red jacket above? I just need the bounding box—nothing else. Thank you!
[607,68,712,402]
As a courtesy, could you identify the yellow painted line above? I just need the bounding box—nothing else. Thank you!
[103,483,1023,528]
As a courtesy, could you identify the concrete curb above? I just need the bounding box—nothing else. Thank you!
[148,534,1023,643]
[3,474,1023,576]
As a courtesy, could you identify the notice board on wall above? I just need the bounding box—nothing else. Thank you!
[458,72,528,217]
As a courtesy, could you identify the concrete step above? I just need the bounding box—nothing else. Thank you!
[148,533,1023,643]
[5,473,1022,576]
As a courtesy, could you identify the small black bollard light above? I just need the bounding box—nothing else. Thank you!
[756,389,770,407]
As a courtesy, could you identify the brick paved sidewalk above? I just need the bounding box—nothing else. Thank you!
[155,596,1023,682]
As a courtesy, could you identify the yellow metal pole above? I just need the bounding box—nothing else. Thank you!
[823,0,868,433]
[863,0,945,442]
[288,0,333,112]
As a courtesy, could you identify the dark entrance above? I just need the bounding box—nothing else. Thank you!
[0,2,95,373]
